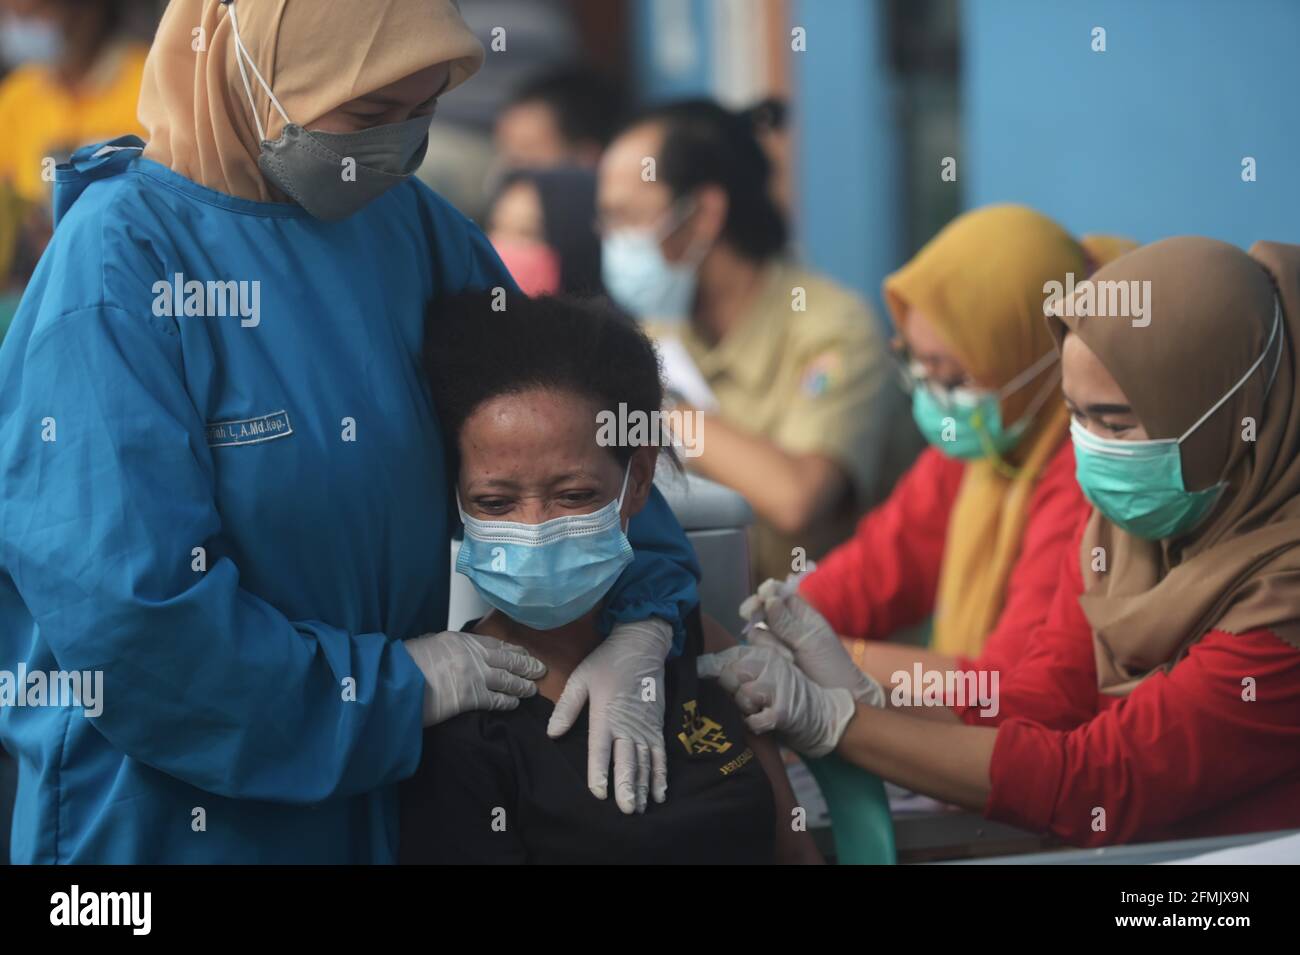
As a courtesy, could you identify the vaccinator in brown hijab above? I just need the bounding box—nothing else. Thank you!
[1048,237,1300,695]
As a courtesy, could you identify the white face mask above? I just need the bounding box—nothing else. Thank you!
[601,199,707,322]
[0,14,64,67]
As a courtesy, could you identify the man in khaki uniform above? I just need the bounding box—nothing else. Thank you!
[655,260,907,581]
[597,99,915,582]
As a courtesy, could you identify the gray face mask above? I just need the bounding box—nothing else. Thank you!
[256,117,431,221]
[225,0,433,221]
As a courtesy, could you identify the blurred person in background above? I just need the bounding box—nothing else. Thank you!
[414,0,583,222]
[494,65,623,173]
[486,165,602,296]
[748,96,793,222]
[744,206,1137,692]
[0,0,147,295]
[597,97,909,584]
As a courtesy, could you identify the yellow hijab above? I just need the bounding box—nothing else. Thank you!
[138,0,483,202]
[885,205,1134,658]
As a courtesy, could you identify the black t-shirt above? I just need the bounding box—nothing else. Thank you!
[399,611,776,864]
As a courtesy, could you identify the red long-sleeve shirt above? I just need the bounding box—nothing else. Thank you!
[800,441,1085,675]
[802,442,1300,843]
[965,518,1300,846]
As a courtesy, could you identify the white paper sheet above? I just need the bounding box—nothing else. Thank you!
[656,336,720,413]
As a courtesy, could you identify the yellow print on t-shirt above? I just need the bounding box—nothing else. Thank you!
[677,700,733,755]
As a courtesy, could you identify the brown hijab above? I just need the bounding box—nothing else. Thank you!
[138,0,483,202]
[1047,237,1300,695]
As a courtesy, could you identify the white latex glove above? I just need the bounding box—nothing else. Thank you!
[548,617,672,815]
[741,577,885,708]
[403,631,547,727]
[697,644,857,757]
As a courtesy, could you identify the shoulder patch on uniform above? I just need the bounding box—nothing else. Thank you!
[800,350,843,397]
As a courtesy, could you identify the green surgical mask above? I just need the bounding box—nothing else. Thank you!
[1071,302,1283,540]
[909,350,1059,462]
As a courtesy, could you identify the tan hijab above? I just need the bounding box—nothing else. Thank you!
[138,0,483,202]
[1047,237,1300,695]
[885,205,1132,659]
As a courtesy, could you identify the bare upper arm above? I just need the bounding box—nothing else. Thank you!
[701,611,824,862]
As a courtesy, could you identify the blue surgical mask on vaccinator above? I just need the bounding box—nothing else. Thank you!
[456,468,635,631]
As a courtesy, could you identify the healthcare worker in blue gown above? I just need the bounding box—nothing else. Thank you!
[0,0,700,864]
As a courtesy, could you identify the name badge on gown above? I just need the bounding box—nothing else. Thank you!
[205,410,294,448]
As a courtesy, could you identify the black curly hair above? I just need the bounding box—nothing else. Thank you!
[424,292,673,470]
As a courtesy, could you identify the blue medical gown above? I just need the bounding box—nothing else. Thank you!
[0,138,700,863]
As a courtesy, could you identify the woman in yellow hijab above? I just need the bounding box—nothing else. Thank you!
[0,0,702,863]
[744,205,1134,687]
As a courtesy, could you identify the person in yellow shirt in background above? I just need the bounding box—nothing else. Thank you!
[597,99,915,583]
[0,0,147,298]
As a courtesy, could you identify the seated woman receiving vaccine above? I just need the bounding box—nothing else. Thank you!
[401,292,817,864]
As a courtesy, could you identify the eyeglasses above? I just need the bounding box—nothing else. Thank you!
[593,195,697,240]
[889,341,976,403]
[895,340,1062,413]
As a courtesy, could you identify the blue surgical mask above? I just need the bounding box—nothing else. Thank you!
[226,0,432,221]
[1072,300,1283,540]
[0,14,64,66]
[908,349,1059,461]
[602,200,706,322]
[456,468,635,631]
